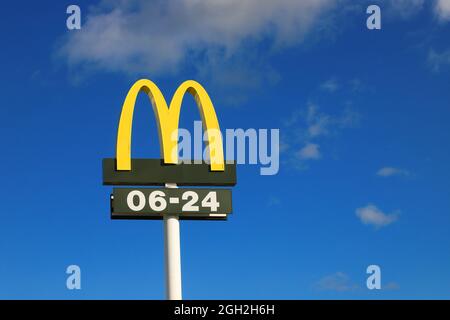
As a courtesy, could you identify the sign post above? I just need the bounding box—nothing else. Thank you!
[164,183,182,300]
[103,79,237,300]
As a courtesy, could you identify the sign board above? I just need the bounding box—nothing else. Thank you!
[102,79,236,220]
[103,159,236,186]
[111,188,232,220]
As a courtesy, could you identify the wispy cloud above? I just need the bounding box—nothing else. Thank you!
[267,196,281,207]
[379,0,450,21]
[314,272,359,292]
[386,0,425,18]
[296,143,321,160]
[320,78,339,93]
[58,0,339,76]
[376,167,410,177]
[282,100,360,169]
[286,103,360,140]
[57,0,450,79]
[384,282,401,290]
[434,0,450,22]
[428,48,450,72]
[356,204,399,228]
[306,104,330,138]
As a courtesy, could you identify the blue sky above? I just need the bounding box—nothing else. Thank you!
[1,0,450,299]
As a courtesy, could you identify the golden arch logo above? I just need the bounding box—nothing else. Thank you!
[103,79,236,187]
[116,79,224,172]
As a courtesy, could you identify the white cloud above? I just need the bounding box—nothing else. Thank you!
[320,78,339,92]
[306,104,331,138]
[356,204,398,228]
[384,0,450,21]
[305,103,360,139]
[434,0,450,21]
[384,282,401,290]
[376,167,410,177]
[387,0,425,18]
[58,0,450,79]
[428,48,450,72]
[297,143,321,160]
[314,272,358,292]
[267,196,281,206]
[59,0,338,75]
[282,102,360,169]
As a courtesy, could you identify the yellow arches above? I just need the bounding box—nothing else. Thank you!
[116,79,225,171]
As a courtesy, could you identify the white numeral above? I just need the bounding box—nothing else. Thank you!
[182,191,199,211]
[127,190,146,211]
[149,190,167,212]
[202,191,220,212]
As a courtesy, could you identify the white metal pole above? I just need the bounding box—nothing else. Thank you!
[164,183,182,300]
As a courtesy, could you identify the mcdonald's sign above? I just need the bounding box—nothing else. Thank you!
[103,79,236,220]
[103,79,236,186]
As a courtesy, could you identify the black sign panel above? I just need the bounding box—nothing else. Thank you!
[111,188,232,220]
[103,158,237,186]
